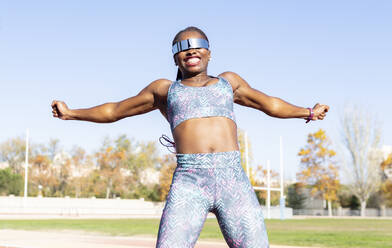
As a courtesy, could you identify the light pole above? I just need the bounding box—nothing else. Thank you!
[24,129,29,199]
[244,131,250,178]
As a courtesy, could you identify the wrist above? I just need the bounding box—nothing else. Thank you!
[64,109,76,120]
[306,107,314,123]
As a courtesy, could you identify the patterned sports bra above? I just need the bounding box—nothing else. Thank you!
[167,76,236,131]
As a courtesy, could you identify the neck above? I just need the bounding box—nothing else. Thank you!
[181,71,210,83]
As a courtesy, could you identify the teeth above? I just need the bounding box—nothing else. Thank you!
[186,58,200,64]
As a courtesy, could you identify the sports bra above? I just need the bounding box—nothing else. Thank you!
[166,76,236,131]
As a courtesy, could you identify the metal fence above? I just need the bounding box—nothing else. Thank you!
[293,208,392,217]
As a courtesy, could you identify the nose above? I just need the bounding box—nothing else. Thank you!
[185,48,197,56]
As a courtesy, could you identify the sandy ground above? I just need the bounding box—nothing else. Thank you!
[0,229,317,248]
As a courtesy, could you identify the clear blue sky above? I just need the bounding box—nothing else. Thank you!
[1,1,391,180]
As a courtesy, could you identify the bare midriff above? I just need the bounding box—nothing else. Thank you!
[172,117,239,154]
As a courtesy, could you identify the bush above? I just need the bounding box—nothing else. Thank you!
[286,183,306,209]
[0,168,23,196]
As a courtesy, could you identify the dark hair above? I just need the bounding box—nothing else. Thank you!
[172,26,209,81]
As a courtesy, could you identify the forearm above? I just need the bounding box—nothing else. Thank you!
[237,89,310,119]
[52,80,166,123]
[264,97,310,119]
[67,102,117,123]
[225,71,322,120]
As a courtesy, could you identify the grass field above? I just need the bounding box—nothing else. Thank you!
[1,218,391,248]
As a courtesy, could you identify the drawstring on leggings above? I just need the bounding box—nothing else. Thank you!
[159,134,176,154]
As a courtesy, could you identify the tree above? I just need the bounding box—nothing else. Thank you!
[338,185,360,210]
[158,154,177,201]
[251,164,281,205]
[95,136,129,198]
[380,153,392,208]
[341,107,383,216]
[30,153,57,196]
[124,137,160,199]
[66,146,94,198]
[0,136,28,174]
[286,183,306,209]
[128,140,160,182]
[0,168,23,196]
[52,152,72,197]
[297,129,340,216]
[94,134,161,199]
[47,138,60,161]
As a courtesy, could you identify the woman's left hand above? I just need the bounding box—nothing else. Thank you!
[310,103,329,121]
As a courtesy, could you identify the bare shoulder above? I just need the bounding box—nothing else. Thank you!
[218,71,250,92]
[145,78,172,97]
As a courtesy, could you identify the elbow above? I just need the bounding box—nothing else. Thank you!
[264,97,281,117]
[103,104,119,123]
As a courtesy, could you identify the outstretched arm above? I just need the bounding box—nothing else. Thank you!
[219,71,329,121]
[51,79,170,123]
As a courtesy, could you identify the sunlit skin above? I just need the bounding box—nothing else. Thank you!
[51,30,329,154]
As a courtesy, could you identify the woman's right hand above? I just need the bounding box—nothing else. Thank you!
[51,100,71,120]
[49,79,170,123]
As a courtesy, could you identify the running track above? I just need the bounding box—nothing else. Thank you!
[0,230,316,248]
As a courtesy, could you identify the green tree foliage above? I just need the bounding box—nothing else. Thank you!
[0,134,162,200]
[0,168,23,196]
[286,183,306,209]
[129,184,161,202]
[338,190,360,210]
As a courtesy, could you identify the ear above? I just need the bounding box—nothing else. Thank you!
[207,50,211,61]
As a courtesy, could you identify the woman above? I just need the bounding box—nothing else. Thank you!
[52,26,329,248]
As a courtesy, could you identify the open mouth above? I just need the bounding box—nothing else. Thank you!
[184,56,201,66]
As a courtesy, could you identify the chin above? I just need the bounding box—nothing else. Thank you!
[184,65,206,74]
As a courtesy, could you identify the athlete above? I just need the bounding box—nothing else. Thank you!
[51,26,329,248]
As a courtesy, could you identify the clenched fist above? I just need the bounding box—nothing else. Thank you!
[51,100,70,120]
[309,103,329,122]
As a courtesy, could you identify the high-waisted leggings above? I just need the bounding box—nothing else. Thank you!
[156,151,269,248]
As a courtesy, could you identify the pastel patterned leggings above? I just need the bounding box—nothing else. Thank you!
[156,151,269,248]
